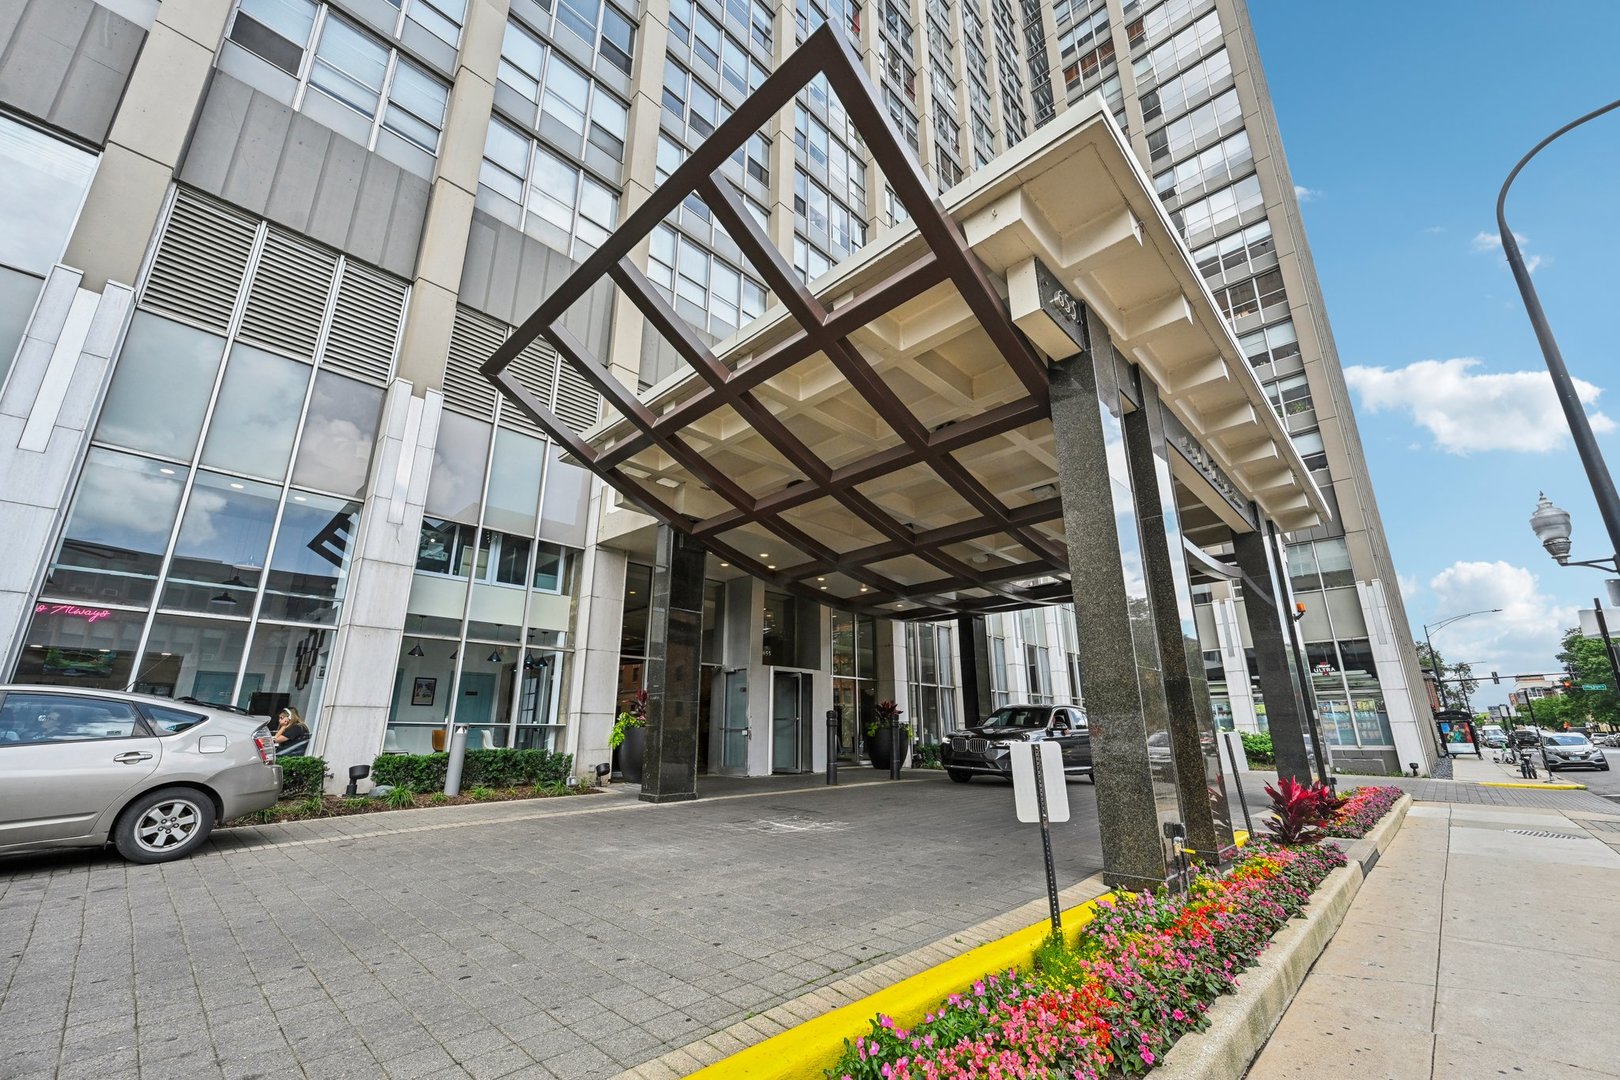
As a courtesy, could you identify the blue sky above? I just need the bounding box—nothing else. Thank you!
[1248,1,1620,707]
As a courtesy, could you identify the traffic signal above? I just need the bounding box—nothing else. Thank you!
[1561,676,1574,691]
[1492,671,1500,685]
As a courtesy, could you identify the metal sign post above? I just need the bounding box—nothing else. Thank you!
[1010,742,1068,935]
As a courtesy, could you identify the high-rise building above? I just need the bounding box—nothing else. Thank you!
[0,0,1432,784]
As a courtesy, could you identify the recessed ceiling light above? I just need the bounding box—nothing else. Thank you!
[758,552,770,558]
[821,586,828,590]
[767,564,776,570]
[860,586,868,592]
[720,562,729,567]
[817,577,826,582]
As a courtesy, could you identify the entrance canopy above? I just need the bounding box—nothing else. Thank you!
[483,26,1327,620]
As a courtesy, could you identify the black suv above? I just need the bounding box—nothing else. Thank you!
[940,704,1093,784]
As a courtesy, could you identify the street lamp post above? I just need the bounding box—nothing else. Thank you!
[1423,609,1503,713]
[1501,101,1620,569]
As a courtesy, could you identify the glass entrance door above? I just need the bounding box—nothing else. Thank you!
[772,671,812,773]
[720,670,749,774]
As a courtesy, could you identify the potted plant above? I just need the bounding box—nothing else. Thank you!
[865,700,910,770]
[610,690,648,783]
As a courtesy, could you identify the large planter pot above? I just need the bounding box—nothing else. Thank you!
[868,726,911,770]
[615,725,646,784]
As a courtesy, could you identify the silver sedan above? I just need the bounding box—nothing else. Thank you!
[0,686,284,862]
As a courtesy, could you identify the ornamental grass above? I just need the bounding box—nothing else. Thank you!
[830,843,1345,1080]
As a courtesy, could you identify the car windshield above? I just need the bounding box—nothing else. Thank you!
[983,707,1052,730]
[1546,734,1590,746]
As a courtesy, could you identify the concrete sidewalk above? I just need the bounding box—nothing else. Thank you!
[1247,801,1620,1079]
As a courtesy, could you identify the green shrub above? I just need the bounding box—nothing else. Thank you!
[427,792,449,806]
[468,785,496,801]
[278,756,327,799]
[341,797,369,811]
[371,748,573,791]
[913,743,943,769]
[294,794,326,817]
[385,785,416,809]
[1240,732,1275,766]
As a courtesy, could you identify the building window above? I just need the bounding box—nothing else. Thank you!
[1173,173,1263,238]
[1132,10,1222,88]
[227,1,451,154]
[479,119,621,257]
[831,608,877,758]
[554,0,637,74]
[906,621,957,745]
[647,224,767,338]
[1139,48,1231,125]
[1148,87,1243,165]
[1211,266,1285,323]
[1153,128,1252,201]
[1238,318,1300,370]
[1291,428,1329,472]
[1192,219,1274,282]
[498,20,631,161]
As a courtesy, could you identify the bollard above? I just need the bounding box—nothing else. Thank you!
[825,709,839,786]
[888,714,902,781]
[444,725,470,796]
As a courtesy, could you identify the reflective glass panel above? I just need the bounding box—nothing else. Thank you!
[261,491,360,623]
[291,371,383,497]
[310,16,388,117]
[485,427,543,534]
[48,449,187,606]
[159,473,281,612]
[539,444,590,547]
[0,266,41,386]
[136,615,251,703]
[0,114,97,275]
[425,411,491,523]
[621,562,652,656]
[201,343,311,481]
[95,313,226,460]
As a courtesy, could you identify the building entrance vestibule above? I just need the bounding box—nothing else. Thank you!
[770,669,814,773]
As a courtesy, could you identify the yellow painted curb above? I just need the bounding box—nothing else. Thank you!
[687,831,1254,1080]
[1478,780,1587,790]
[686,894,1109,1080]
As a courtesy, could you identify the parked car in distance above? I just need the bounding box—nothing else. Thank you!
[1509,728,1544,750]
[940,704,1092,783]
[1479,725,1507,749]
[0,686,282,863]
[1541,732,1610,772]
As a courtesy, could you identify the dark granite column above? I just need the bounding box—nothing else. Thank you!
[1123,385,1237,865]
[1270,524,1333,785]
[1050,340,1178,892]
[640,525,706,803]
[956,614,993,727]
[1232,526,1314,785]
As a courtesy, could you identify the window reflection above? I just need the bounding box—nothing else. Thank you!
[11,606,146,690]
[262,492,359,623]
[291,372,384,497]
[241,623,330,722]
[160,473,281,612]
[49,450,188,606]
[485,427,544,534]
[425,411,491,523]
[200,343,312,481]
[0,266,41,386]
[0,114,97,276]
[94,314,225,460]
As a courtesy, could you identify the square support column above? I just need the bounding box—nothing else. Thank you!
[1123,386,1237,864]
[640,525,707,803]
[956,614,993,727]
[1233,527,1315,785]
[1050,348,1178,892]
[1270,524,1334,785]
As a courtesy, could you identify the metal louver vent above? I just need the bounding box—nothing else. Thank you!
[444,307,505,420]
[322,261,407,385]
[500,336,560,435]
[238,231,338,358]
[553,358,601,434]
[141,189,257,331]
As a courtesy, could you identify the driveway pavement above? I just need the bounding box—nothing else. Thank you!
[0,772,1106,1080]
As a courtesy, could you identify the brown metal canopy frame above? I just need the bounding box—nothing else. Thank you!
[483,24,1080,620]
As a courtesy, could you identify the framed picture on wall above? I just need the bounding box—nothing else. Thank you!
[412,677,436,707]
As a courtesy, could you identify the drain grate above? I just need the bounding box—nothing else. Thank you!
[1505,829,1586,840]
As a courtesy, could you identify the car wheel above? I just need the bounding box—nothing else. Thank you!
[947,769,973,784]
[113,787,215,864]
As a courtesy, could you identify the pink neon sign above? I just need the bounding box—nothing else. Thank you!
[35,602,113,625]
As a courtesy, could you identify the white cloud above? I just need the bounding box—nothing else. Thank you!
[1426,560,1575,680]
[1343,358,1615,454]
[1293,184,1320,202]
[1423,225,1446,235]
[1397,573,1420,601]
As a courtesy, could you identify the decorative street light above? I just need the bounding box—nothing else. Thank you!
[1500,101,1620,575]
[1423,609,1502,713]
[1529,492,1619,574]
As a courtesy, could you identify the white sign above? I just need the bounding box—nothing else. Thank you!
[1010,741,1069,823]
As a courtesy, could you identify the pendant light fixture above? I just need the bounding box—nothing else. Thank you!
[408,642,426,658]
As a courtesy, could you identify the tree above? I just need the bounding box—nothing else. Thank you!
[1548,626,1618,727]
[1414,640,1478,711]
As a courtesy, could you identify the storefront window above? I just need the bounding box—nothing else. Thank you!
[135,615,251,703]
[240,623,331,720]
[907,621,956,744]
[11,605,146,689]
[262,492,358,623]
[831,609,877,758]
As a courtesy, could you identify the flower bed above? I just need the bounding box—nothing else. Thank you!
[1322,785,1403,839]
[829,843,1346,1080]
